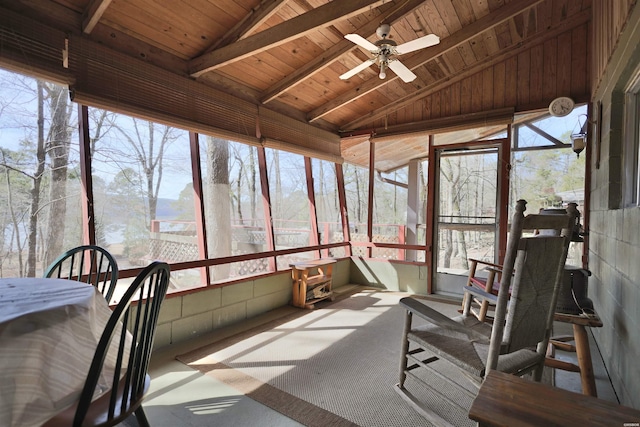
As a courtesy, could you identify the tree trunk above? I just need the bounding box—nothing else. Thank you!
[273,151,281,224]
[43,84,71,268]
[235,150,244,222]
[2,151,27,277]
[206,137,231,281]
[249,148,256,225]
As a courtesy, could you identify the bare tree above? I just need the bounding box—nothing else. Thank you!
[112,119,180,222]
[42,83,73,268]
[440,157,468,269]
[206,136,231,281]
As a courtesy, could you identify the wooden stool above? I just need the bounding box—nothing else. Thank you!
[545,310,603,396]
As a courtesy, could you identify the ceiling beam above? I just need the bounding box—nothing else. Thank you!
[260,0,425,104]
[205,0,289,53]
[307,0,545,123]
[359,108,515,142]
[82,0,113,34]
[341,8,590,131]
[188,0,386,77]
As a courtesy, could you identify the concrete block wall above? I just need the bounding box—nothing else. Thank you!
[348,257,429,295]
[589,207,640,408]
[153,258,351,349]
[589,1,640,409]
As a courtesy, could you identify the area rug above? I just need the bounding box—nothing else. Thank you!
[177,289,478,427]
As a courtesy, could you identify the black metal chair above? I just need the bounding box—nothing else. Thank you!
[43,261,171,427]
[44,245,119,303]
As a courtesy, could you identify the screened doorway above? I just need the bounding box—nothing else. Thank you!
[431,144,504,296]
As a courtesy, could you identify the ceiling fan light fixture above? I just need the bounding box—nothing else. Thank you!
[341,24,440,84]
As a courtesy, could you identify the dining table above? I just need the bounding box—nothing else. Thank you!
[0,277,124,427]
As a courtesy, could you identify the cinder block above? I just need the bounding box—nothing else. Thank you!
[157,296,182,323]
[213,301,247,329]
[171,311,213,342]
[153,322,172,349]
[182,287,221,317]
[221,281,254,305]
[253,272,290,297]
[247,290,291,318]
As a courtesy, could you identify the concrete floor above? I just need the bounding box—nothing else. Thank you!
[136,287,618,426]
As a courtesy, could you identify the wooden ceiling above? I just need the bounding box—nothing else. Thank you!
[0,0,592,171]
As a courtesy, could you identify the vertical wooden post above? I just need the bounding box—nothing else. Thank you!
[78,104,96,246]
[189,131,210,286]
[426,135,436,294]
[367,138,375,259]
[336,163,351,256]
[304,157,320,258]
[258,147,276,271]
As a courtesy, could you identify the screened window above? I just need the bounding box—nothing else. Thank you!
[88,109,196,287]
[200,136,269,281]
[265,149,312,269]
[623,69,640,207]
[343,163,369,257]
[373,168,408,259]
[0,70,82,277]
[311,158,345,257]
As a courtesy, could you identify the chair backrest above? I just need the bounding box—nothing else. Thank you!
[486,200,577,371]
[73,261,170,426]
[44,245,119,303]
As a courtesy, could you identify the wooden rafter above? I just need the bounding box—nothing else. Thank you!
[307,0,545,123]
[205,0,289,53]
[188,0,386,77]
[82,0,113,34]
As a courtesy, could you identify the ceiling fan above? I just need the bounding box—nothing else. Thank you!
[339,24,440,83]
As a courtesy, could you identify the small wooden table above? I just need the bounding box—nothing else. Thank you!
[545,310,603,396]
[469,370,640,427]
[290,259,335,309]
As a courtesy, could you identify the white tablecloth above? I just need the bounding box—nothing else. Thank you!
[0,278,122,427]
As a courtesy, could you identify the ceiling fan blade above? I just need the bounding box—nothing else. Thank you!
[344,34,378,52]
[339,59,376,80]
[395,34,440,55]
[387,60,417,83]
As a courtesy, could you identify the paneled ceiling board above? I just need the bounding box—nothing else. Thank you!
[99,2,205,59]
[0,0,594,172]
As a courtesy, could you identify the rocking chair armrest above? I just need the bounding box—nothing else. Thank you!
[485,266,503,275]
[468,258,503,270]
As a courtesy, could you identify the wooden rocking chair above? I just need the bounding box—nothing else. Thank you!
[395,200,576,426]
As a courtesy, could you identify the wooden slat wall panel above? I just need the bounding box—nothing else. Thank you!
[450,82,461,116]
[504,56,518,107]
[517,50,531,106]
[493,61,506,108]
[460,76,473,115]
[542,38,558,101]
[556,31,573,95]
[529,44,544,105]
[570,24,588,97]
[482,67,494,111]
[592,0,637,93]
